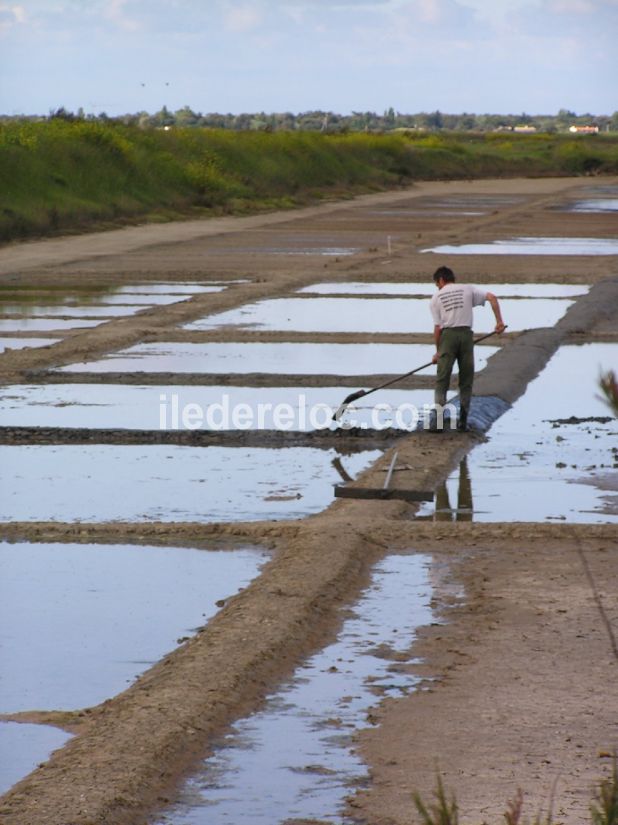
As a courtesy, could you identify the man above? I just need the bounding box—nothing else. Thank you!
[430,266,506,431]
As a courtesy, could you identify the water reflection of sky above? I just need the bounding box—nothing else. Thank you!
[0,541,266,713]
[0,446,382,523]
[183,296,573,333]
[419,343,618,523]
[57,341,498,376]
[422,237,618,255]
[153,552,432,825]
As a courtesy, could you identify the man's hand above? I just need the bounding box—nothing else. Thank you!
[432,352,439,364]
[495,322,507,334]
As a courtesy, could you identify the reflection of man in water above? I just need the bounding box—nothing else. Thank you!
[435,457,473,521]
[430,266,506,431]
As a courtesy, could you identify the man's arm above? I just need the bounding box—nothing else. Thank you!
[486,292,506,333]
[432,324,442,364]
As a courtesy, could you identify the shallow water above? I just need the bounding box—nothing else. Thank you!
[0,304,147,318]
[0,318,102,333]
[0,337,58,354]
[184,296,573,333]
[418,343,618,523]
[0,282,229,333]
[0,722,72,796]
[213,246,359,256]
[0,446,382,522]
[113,282,246,294]
[558,199,618,213]
[297,282,588,298]
[365,209,486,216]
[153,552,433,825]
[0,384,436,432]
[0,541,267,713]
[422,237,618,255]
[57,341,497,376]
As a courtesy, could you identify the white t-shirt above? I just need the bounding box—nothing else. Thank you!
[430,283,487,329]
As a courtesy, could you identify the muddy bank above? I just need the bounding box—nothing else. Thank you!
[0,518,397,825]
[352,529,618,825]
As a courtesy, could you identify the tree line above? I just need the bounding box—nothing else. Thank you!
[3,107,617,133]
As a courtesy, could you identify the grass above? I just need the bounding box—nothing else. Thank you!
[413,759,618,825]
[2,121,618,242]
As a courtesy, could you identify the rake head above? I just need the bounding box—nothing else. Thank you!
[332,388,367,422]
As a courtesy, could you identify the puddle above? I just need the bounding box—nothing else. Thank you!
[57,342,497,376]
[418,343,618,523]
[0,293,199,308]
[422,237,618,255]
[0,304,148,318]
[0,541,267,713]
[0,283,229,301]
[183,296,573,333]
[0,446,382,522]
[297,282,588,298]
[210,246,359,256]
[0,337,59,354]
[0,722,72,796]
[116,278,250,295]
[0,384,435,432]
[0,318,102,333]
[366,208,486,216]
[364,195,524,216]
[113,283,230,295]
[557,199,618,213]
[153,552,433,825]
[0,282,231,334]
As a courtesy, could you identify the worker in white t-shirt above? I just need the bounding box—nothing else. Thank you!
[429,266,506,431]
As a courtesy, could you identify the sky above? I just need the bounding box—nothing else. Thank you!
[0,0,616,116]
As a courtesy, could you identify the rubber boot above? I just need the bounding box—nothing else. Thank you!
[458,406,469,432]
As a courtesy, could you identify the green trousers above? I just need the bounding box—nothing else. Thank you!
[435,326,474,411]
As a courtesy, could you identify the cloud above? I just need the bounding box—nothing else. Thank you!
[549,0,595,11]
[0,3,27,32]
[223,2,263,31]
[102,0,140,30]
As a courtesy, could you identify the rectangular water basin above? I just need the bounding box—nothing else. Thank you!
[0,318,102,333]
[418,343,618,523]
[0,337,59,354]
[0,445,382,522]
[422,237,618,255]
[0,304,149,318]
[153,552,432,825]
[0,541,267,713]
[557,199,618,213]
[298,282,588,298]
[57,341,497,377]
[0,384,436,432]
[0,722,72,796]
[183,296,573,334]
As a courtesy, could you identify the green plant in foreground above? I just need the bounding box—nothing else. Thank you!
[413,773,458,825]
[599,370,618,417]
[413,759,618,825]
[590,756,618,825]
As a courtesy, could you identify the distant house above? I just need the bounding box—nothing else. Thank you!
[569,125,599,134]
[513,125,537,133]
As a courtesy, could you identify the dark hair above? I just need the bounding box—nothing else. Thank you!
[433,266,455,283]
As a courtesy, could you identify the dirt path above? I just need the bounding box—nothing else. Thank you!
[349,528,618,825]
[0,176,617,825]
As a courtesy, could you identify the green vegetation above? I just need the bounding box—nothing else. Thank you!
[23,105,618,133]
[413,760,618,825]
[2,119,618,242]
[599,371,618,417]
